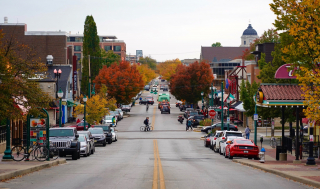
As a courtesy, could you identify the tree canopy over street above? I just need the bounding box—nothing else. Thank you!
[138,56,157,70]
[93,61,144,105]
[157,58,181,81]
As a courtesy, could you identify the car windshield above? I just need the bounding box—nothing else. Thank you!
[78,135,86,142]
[215,132,221,137]
[94,126,110,131]
[89,129,104,134]
[78,132,89,139]
[110,111,118,114]
[115,109,122,112]
[190,112,198,115]
[194,116,204,119]
[226,132,242,137]
[78,122,88,126]
[123,105,130,107]
[50,129,74,137]
[235,140,254,145]
[110,128,115,132]
[104,116,113,120]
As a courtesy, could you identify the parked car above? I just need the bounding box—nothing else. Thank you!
[219,136,245,156]
[163,85,169,91]
[176,101,182,107]
[184,108,194,118]
[146,96,154,105]
[139,98,148,105]
[115,109,124,120]
[68,122,89,131]
[190,115,205,127]
[160,85,164,90]
[49,127,80,160]
[201,123,239,133]
[78,130,95,155]
[88,128,107,146]
[214,131,243,153]
[78,134,91,157]
[110,127,118,142]
[103,115,116,127]
[109,111,120,122]
[91,125,113,144]
[225,139,260,159]
[122,105,131,112]
[204,133,213,147]
[161,105,170,114]
[144,85,150,91]
[209,130,223,150]
[179,104,187,112]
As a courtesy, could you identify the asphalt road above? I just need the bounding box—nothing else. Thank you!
[0,89,311,189]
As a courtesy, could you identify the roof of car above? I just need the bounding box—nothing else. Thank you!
[223,130,242,133]
[89,127,103,130]
[50,127,76,130]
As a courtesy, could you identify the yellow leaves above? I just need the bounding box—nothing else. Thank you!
[136,64,156,85]
[157,59,182,81]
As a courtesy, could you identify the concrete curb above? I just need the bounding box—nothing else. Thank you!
[0,159,66,181]
[233,159,320,188]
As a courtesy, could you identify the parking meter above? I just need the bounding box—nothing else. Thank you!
[260,136,263,149]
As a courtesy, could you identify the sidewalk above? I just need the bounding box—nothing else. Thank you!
[0,155,66,181]
[232,143,320,188]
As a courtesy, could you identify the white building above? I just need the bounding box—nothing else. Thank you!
[240,24,259,47]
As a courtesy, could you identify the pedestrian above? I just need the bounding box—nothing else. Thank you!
[186,118,192,131]
[245,126,251,139]
[76,118,80,124]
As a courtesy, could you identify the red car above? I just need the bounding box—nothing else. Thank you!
[225,139,259,160]
[68,122,89,131]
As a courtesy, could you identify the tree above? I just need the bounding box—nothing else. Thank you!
[81,15,101,95]
[101,49,121,67]
[0,29,52,120]
[93,61,144,105]
[169,61,214,106]
[239,80,259,117]
[157,58,182,81]
[211,42,222,47]
[136,64,156,85]
[138,56,157,70]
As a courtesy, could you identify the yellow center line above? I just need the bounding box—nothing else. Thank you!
[156,140,165,189]
[153,140,158,189]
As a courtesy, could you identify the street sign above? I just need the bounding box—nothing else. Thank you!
[227,117,230,123]
[254,114,258,121]
[310,135,314,142]
[208,109,216,119]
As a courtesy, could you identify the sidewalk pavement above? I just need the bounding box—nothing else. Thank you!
[0,155,66,181]
[232,142,320,188]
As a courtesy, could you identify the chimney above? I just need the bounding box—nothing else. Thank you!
[4,17,8,23]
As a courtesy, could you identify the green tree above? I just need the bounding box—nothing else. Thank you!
[81,15,101,95]
[138,56,157,70]
[211,42,222,47]
[239,80,259,117]
[101,50,121,67]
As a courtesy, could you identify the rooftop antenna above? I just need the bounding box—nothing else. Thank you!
[249,19,251,24]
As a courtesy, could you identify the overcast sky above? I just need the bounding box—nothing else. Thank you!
[1,0,276,62]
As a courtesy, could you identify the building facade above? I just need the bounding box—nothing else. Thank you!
[240,24,259,47]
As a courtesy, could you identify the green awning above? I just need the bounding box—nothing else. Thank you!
[67,100,77,107]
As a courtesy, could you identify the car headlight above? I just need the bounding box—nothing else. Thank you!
[101,135,105,139]
[66,140,71,148]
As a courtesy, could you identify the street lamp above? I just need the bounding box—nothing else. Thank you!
[54,68,62,98]
[227,98,230,131]
[2,118,12,160]
[201,92,204,110]
[83,95,87,131]
[57,88,63,127]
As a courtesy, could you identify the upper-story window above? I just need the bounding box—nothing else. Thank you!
[68,37,83,42]
[114,46,121,52]
[244,41,246,45]
[104,46,112,51]
[74,46,81,52]
[74,53,81,61]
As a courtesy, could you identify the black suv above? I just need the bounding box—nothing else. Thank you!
[49,128,81,160]
[190,115,205,127]
[92,125,113,144]
[139,98,148,105]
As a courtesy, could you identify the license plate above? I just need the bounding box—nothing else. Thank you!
[94,140,97,143]
[244,151,248,153]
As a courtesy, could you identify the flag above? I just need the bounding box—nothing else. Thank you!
[226,78,229,89]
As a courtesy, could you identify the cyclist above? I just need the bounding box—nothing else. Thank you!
[143,117,150,131]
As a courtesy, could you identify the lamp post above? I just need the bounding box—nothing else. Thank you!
[2,118,12,160]
[57,88,64,127]
[221,82,224,130]
[227,98,230,131]
[54,69,62,98]
[83,95,87,131]
[201,92,204,110]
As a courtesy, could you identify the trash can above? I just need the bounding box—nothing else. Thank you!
[276,146,287,161]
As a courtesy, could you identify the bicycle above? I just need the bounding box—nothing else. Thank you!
[140,124,153,132]
[269,137,277,148]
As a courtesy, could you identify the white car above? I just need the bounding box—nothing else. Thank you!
[214,131,243,153]
[111,127,118,142]
[210,131,223,150]
[103,115,117,127]
[78,134,90,157]
[115,109,124,120]
[219,136,245,156]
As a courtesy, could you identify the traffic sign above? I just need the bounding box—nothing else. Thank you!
[209,109,216,119]
[254,114,258,121]
[227,117,230,123]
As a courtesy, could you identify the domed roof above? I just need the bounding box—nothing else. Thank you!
[242,24,257,36]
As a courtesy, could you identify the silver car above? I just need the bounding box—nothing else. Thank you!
[78,134,90,157]
[111,127,118,142]
[115,109,124,120]
[78,130,95,154]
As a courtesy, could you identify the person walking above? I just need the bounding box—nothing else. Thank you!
[245,126,251,139]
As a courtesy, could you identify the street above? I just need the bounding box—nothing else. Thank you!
[0,92,311,189]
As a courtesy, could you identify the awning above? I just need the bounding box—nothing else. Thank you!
[235,102,246,112]
[231,101,242,108]
[67,100,77,107]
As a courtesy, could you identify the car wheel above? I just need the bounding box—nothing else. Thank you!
[228,150,233,159]
[103,142,107,146]
[254,156,260,160]
[248,157,252,159]
[108,139,112,144]
[91,148,94,154]
[213,145,218,153]
[219,148,223,155]
[84,152,87,157]
[169,111,170,114]
[115,137,117,142]
[87,148,90,156]
[224,151,228,158]
[78,152,81,159]
[72,151,78,160]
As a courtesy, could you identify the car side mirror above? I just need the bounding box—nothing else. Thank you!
[75,134,79,139]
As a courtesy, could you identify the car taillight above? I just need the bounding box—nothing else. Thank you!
[254,147,259,150]
[206,138,210,141]
[214,137,217,140]
[222,137,225,140]
[234,145,239,149]
[235,126,238,129]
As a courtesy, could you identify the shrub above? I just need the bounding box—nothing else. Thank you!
[200,118,212,126]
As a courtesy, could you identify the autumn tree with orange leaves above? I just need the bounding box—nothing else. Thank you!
[169,61,213,106]
[93,61,144,105]
[157,58,181,81]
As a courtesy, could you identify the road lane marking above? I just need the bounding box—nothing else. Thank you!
[153,140,166,189]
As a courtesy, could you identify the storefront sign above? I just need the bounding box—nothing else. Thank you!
[274,64,298,79]
[30,118,46,127]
